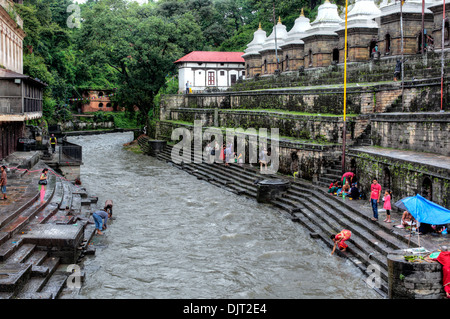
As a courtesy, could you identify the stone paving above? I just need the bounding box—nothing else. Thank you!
[352,146,450,171]
[0,152,100,299]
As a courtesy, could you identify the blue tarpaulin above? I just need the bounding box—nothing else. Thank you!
[395,194,450,225]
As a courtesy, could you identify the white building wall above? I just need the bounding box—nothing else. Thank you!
[177,61,245,93]
[0,4,24,74]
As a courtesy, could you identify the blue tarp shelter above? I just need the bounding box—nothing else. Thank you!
[395,194,450,225]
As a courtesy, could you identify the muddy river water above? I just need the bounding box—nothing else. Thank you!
[69,132,379,299]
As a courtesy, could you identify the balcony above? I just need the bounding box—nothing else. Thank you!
[0,68,47,122]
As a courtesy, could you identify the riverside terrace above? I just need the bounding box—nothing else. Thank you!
[0,151,100,299]
[136,136,450,299]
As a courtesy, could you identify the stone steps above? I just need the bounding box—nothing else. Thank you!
[0,163,98,299]
[39,273,68,299]
[7,244,36,264]
[158,148,259,197]
[285,182,412,250]
[0,175,57,239]
[16,256,61,299]
[150,143,429,297]
[275,192,390,289]
[318,161,342,189]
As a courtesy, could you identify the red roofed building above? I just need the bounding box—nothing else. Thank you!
[174,51,245,93]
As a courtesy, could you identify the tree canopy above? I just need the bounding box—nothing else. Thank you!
[16,0,341,125]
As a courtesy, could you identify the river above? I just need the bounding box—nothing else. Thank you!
[69,132,379,299]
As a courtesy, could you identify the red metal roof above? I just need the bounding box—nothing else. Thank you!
[174,51,245,64]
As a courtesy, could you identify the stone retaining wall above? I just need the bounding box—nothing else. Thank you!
[60,121,114,132]
[161,77,447,119]
[347,150,450,209]
[170,108,355,144]
[156,120,341,179]
[370,113,450,156]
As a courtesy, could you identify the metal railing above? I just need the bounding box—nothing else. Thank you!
[59,140,82,164]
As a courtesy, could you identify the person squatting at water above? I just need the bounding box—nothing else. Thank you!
[92,208,111,235]
[330,229,352,255]
[104,199,113,214]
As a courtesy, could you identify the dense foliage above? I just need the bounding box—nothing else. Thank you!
[16,0,342,126]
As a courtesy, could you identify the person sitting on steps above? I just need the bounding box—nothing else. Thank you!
[349,183,360,200]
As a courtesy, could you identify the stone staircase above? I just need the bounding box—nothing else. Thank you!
[353,123,373,147]
[152,144,427,297]
[0,164,98,299]
[317,160,342,189]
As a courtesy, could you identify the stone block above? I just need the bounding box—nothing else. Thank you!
[256,179,290,204]
[0,263,32,293]
[21,224,84,249]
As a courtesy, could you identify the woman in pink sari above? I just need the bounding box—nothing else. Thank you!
[383,190,392,223]
[38,168,48,204]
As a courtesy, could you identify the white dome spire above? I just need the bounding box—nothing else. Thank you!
[338,0,381,30]
[305,0,343,36]
[243,23,267,57]
[260,17,288,51]
[283,9,311,46]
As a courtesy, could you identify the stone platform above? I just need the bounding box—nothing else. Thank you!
[352,146,450,171]
[0,152,102,299]
[22,224,84,249]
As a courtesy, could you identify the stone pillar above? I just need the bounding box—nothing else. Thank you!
[0,27,3,68]
[256,179,290,204]
[147,140,167,156]
[388,251,446,299]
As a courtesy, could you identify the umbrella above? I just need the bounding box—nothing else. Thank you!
[395,194,450,247]
[395,194,450,225]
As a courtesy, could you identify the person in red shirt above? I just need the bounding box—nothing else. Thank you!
[341,171,355,184]
[370,178,382,221]
[425,251,450,299]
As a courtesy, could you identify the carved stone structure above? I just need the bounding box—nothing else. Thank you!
[243,0,447,76]
[280,9,311,72]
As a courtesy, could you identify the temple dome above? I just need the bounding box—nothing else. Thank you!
[282,9,311,47]
[305,0,343,37]
[260,17,288,52]
[380,0,434,14]
[337,0,381,30]
[243,24,267,57]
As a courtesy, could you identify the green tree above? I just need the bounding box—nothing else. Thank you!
[78,0,204,126]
